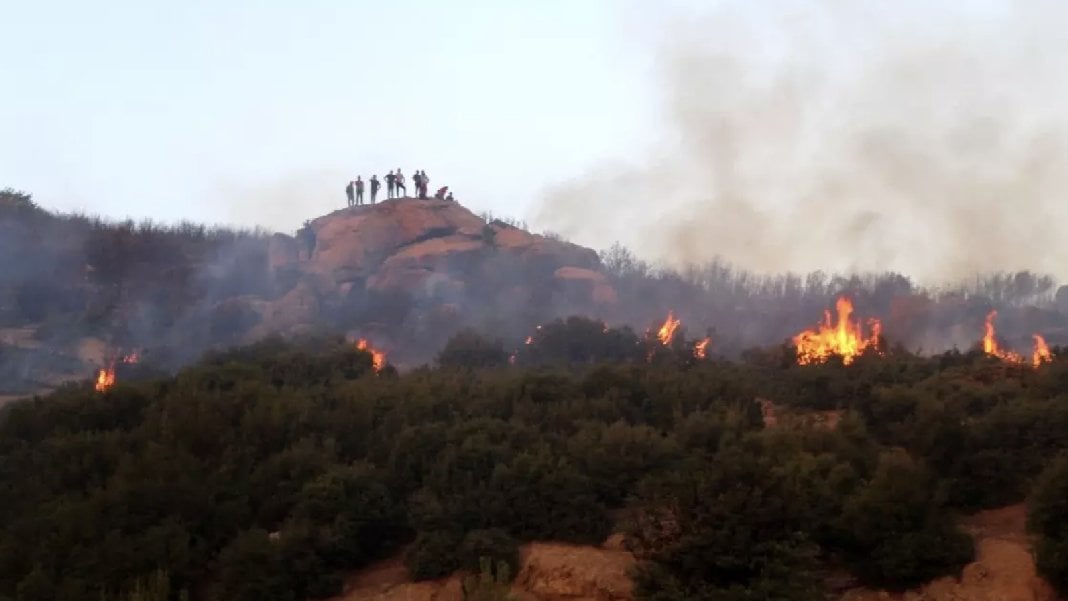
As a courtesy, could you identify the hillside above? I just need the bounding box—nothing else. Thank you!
[7,188,1068,397]
[0,193,615,393]
[3,333,1068,601]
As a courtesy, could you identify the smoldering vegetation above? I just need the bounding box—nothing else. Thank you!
[4,184,1068,396]
[535,0,1068,283]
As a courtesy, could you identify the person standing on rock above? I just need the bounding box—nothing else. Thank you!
[370,175,380,204]
[419,170,430,199]
[395,168,407,197]
[385,170,396,199]
[354,176,365,205]
[345,180,354,207]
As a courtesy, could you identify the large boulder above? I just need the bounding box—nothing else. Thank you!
[309,200,487,284]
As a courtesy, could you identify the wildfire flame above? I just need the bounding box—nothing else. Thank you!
[356,339,387,372]
[983,311,1053,368]
[1033,334,1053,368]
[94,352,140,392]
[793,297,881,365]
[94,367,116,392]
[657,312,681,346]
[694,337,711,359]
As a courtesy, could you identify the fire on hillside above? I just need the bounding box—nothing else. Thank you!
[982,310,1053,368]
[356,339,387,372]
[94,352,140,393]
[793,297,881,365]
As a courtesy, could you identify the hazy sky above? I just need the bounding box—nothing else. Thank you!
[2,0,670,232]
[9,1,1065,283]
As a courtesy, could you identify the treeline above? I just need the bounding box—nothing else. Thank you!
[2,319,1068,601]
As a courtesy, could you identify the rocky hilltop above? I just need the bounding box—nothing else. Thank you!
[252,198,616,355]
[0,195,620,392]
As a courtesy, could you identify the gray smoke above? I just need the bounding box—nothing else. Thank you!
[534,1,1068,284]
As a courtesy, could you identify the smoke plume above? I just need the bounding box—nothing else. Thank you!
[534,1,1068,283]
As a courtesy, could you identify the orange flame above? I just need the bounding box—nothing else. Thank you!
[93,352,139,392]
[657,312,681,346]
[1033,334,1053,368]
[793,297,881,365]
[982,311,1053,368]
[94,367,116,392]
[694,337,711,359]
[356,339,387,372]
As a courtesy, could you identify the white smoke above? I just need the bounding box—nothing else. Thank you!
[534,0,1068,283]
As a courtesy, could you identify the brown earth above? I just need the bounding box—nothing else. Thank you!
[331,505,1061,601]
[328,540,635,601]
[842,504,1060,601]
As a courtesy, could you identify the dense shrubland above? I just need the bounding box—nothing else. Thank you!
[1,319,1067,601]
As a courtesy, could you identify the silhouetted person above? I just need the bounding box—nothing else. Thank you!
[445,191,454,202]
[354,176,365,205]
[385,170,396,199]
[370,175,380,204]
[395,168,407,197]
[345,181,354,207]
[418,170,430,199]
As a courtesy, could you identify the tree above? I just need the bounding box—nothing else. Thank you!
[462,557,517,601]
[438,329,509,369]
[837,452,973,589]
[1028,453,1068,595]
[459,529,519,577]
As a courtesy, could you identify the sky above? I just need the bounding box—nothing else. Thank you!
[7,0,1067,283]
[1,0,664,232]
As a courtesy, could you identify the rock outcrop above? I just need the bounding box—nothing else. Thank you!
[253,198,616,358]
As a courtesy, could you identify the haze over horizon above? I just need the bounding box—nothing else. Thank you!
[5,0,1068,283]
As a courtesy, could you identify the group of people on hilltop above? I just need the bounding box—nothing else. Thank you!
[345,168,453,207]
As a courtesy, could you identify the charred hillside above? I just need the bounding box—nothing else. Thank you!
[0,190,615,393]
[5,187,1068,394]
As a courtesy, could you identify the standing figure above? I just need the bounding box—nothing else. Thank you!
[386,170,396,199]
[370,175,380,204]
[419,170,430,199]
[395,168,407,197]
[354,176,365,205]
[345,181,354,207]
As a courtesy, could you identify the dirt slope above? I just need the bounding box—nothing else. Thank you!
[842,504,1059,601]
[329,541,634,601]
[330,505,1062,601]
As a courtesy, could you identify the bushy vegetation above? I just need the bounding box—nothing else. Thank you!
[1,319,1067,601]
[1029,453,1068,593]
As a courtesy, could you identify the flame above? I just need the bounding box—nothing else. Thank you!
[1033,334,1053,368]
[94,351,140,392]
[356,339,387,372]
[657,312,681,346]
[94,366,116,392]
[793,297,881,365]
[982,311,1053,368]
[694,337,711,359]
